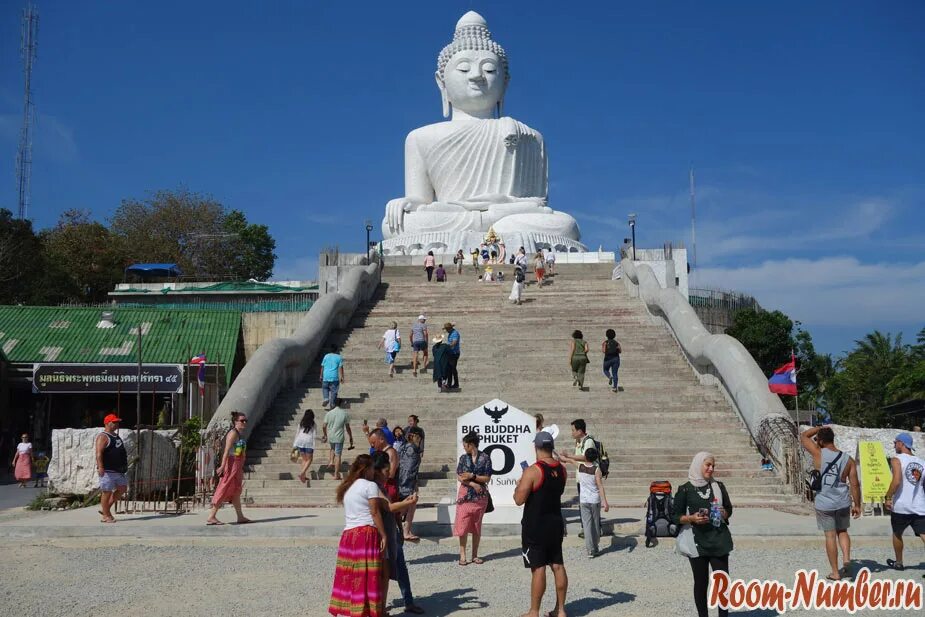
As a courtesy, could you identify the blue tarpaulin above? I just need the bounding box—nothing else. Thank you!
[124,263,183,278]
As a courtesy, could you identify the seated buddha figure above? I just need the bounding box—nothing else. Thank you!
[381,11,583,253]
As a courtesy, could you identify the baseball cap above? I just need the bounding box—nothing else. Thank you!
[533,431,554,448]
[103,413,122,425]
[895,432,914,451]
[418,314,426,321]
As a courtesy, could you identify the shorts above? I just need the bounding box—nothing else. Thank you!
[522,524,564,568]
[99,471,128,492]
[412,340,427,352]
[330,442,344,455]
[815,507,850,531]
[297,447,314,454]
[385,351,397,364]
[890,512,925,536]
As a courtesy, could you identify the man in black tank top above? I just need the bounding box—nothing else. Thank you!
[514,431,569,617]
[95,414,128,523]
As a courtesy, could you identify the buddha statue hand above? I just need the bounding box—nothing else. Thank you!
[385,197,422,234]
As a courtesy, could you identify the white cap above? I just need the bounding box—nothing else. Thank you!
[418,314,426,321]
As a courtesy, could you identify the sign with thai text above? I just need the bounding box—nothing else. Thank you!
[857,440,892,503]
[33,363,184,394]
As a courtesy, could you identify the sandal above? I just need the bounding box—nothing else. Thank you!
[471,557,484,565]
[404,535,420,542]
[206,520,224,526]
[457,559,469,566]
[887,559,905,571]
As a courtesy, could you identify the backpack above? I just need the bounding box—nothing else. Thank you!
[514,268,525,283]
[605,339,621,355]
[584,435,610,479]
[644,480,678,547]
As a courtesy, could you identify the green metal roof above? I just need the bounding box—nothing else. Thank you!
[0,306,241,385]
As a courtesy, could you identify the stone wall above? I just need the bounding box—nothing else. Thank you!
[206,261,381,439]
[48,428,179,496]
[621,255,797,489]
[241,312,307,360]
[799,424,925,466]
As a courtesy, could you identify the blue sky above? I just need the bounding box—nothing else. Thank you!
[1,1,922,356]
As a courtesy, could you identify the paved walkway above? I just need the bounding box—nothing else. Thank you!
[0,503,910,540]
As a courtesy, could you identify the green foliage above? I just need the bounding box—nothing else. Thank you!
[39,209,128,303]
[726,308,823,410]
[110,189,276,281]
[826,331,913,427]
[179,415,203,476]
[0,208,46,304]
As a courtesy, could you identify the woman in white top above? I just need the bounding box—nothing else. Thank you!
[293,409,316,486]
[329,454,388,617]
[12,433,33,487]
[575,447,610,557]
[377,321,401,378]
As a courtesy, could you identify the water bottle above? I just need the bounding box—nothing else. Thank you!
[710,498,722,528]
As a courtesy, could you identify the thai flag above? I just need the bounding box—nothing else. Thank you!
[190,353,207,395]
[768,355,797,396]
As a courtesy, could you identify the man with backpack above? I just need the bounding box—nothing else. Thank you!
[800,425,861,581]
[560,419,610,539]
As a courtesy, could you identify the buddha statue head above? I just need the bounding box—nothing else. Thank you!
[435,11,510,119]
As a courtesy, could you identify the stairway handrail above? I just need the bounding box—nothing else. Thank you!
[620,256,799,488]
[206,261,381,438]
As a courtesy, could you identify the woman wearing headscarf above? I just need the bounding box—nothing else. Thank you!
[672,451,733,617]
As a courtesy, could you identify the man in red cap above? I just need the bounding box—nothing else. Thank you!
[95,413,128,523]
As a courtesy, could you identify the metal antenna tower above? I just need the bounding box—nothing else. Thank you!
[16,3,39,220]
[689,166,697,271]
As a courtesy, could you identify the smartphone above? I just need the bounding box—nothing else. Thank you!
[520,460,529,470]
[697,508,709,517]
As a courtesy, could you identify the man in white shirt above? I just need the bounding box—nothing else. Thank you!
[884,432,925,572]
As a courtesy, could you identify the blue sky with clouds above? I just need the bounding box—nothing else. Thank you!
[1,1,922,355]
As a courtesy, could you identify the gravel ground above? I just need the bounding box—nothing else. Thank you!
[0,536,922,617]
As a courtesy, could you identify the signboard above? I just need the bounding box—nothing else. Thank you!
[857,440,892,503]
[457,398,535,520]
[32,363,184,394]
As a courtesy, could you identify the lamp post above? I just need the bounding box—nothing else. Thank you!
[628,213,637,261]
[365,220,374,263]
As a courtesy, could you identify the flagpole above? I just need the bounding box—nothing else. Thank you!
[792,351,800,426]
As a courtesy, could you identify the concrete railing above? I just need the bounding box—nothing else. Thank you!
[621,257,800,491]
[206,262,381,438]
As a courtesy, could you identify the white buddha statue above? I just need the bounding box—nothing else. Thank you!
[380,11,585,256]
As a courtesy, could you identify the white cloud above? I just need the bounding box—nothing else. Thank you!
[695,256,925,326]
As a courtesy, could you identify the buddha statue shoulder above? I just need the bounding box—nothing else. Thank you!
[380,12,585,255]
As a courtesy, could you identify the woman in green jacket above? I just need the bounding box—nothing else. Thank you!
[672,451,733,617]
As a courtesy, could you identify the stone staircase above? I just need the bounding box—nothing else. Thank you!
[243,263,795,508]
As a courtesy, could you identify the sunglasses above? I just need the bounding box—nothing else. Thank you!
[237,418,248,424]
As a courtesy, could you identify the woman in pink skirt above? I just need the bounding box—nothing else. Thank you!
[206,412,251,525]
[330,454,388,617]
[12,433,33,488]
[454,431,493,566]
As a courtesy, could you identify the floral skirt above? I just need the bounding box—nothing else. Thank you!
[329,525,384,617]
[454,486,489,536]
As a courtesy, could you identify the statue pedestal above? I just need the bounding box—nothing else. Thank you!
[380,230,587,257]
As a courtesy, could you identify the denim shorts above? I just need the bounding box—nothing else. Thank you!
[297,447,314,454]
[330,442,344,455]
[99,471,128,492]
[385,351,397,364]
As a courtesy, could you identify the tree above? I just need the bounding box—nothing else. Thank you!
[110,189,276,280]
[39,209,128,303]
[726,308,823,412]
[222,209,276,280]
[0,208,45,304]
[886,327,925,404]
[826,331,910,427]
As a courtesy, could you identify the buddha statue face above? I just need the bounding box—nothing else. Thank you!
[437,49,506,117]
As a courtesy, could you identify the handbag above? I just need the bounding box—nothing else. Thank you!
[806,451,842,493]
[485,490,495,513]
[289,448,300,463]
